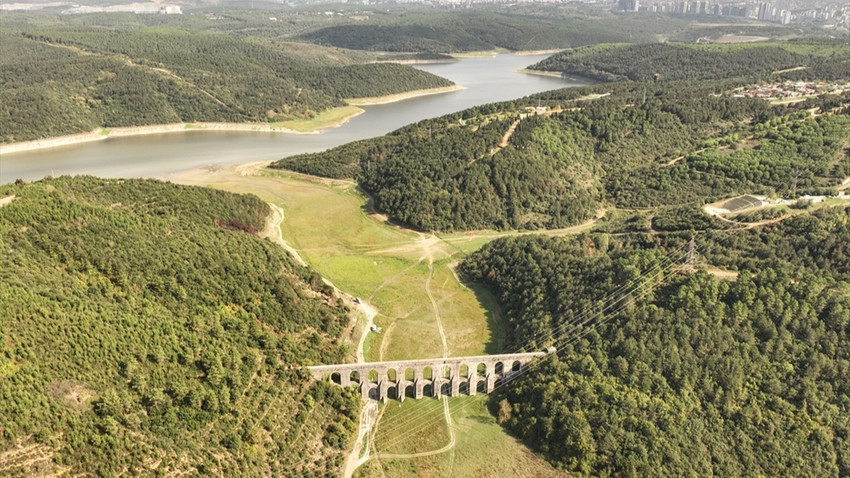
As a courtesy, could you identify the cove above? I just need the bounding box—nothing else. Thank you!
[0,54,588,184]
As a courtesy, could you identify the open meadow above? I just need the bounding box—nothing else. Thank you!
[170,162,570,477]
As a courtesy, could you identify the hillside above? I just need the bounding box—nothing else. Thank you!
[0,177,358,476]
[528,40,850,82]
[295,8,808,54]
[459,207,850,477]
[297,11,667,53]
[0,23,453,143]
[272,80,850,231]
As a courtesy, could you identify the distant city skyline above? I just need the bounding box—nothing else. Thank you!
[2,0,848,30]
[616,0,848,28]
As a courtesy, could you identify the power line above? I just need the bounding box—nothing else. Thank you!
[353,222,748,459]
[290,219,751,476]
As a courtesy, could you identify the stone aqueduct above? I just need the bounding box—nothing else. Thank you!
[309,349,554,402]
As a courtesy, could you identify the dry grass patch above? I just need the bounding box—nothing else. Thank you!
[47,381,95,411]
[273,106,364,133]
[359,397,570,478]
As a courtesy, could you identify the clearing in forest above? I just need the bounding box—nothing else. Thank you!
[170,162,573,477]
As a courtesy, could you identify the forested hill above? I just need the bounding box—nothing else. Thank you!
[295,9,801,54]
[296,11,667,53]
[272,81,850,231]
[528,40,850,82]
[0,25,452,143]
[0,177,358,476]
[460,207,850,477]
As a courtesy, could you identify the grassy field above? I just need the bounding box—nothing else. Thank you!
[358,396,569,477]
[171,165,495,361]
[171,163,571,477]
[273,105,364,133]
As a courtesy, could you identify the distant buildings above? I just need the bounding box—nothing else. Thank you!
[616,1,848,28]
[2,2,182,13]
[733,80,850,100]
[59,3,182,15]
[618,0,640,12]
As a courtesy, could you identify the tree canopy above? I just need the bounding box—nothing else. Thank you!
[0,23,452,143]
[0,177,358,476]
[460,206,850,477]
[529,40,850,82]
[273,80,849,232]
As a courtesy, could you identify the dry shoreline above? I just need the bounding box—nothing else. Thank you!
[377,59,457,65]
[345,84,465,106]
[516,68,564,78]
[1,85,462,155]
[380,49,561,64]
[513,49,565,56]
[0,122,310,156]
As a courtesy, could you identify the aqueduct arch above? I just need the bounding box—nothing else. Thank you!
[308,349,555,402]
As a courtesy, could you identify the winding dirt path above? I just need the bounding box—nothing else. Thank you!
[258,199,380,478]
[426,259,449,359]
[355,302,378,364]
[136,62,228,108]
[365,242,456,473]
[344,401,378,478]
[711,213,788,229]
[364,209,605,260]
[352,230,459,474]
[489,118,522,156]
[665,147,710,167]
[263,204,307,266]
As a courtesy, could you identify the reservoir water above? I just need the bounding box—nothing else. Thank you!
[0,54,587,184]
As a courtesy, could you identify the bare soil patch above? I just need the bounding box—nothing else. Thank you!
[702,266,739,281]
[48,381,95,411]
[715,35,771,43]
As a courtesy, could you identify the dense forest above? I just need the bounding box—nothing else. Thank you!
[460,206,850,477]
[297,10,655,53]
[296,9,804,54]
[0,177,359,476]
[277,112,603,231]
[0,23,452,143]
[529,40,850,82]
[607,108,850,207]
[0,6,800,53]
[273,79,850,231]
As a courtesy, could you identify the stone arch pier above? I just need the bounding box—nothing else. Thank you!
[308,349,555,402]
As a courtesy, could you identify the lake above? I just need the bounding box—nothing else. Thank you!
[0,54,587,184]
